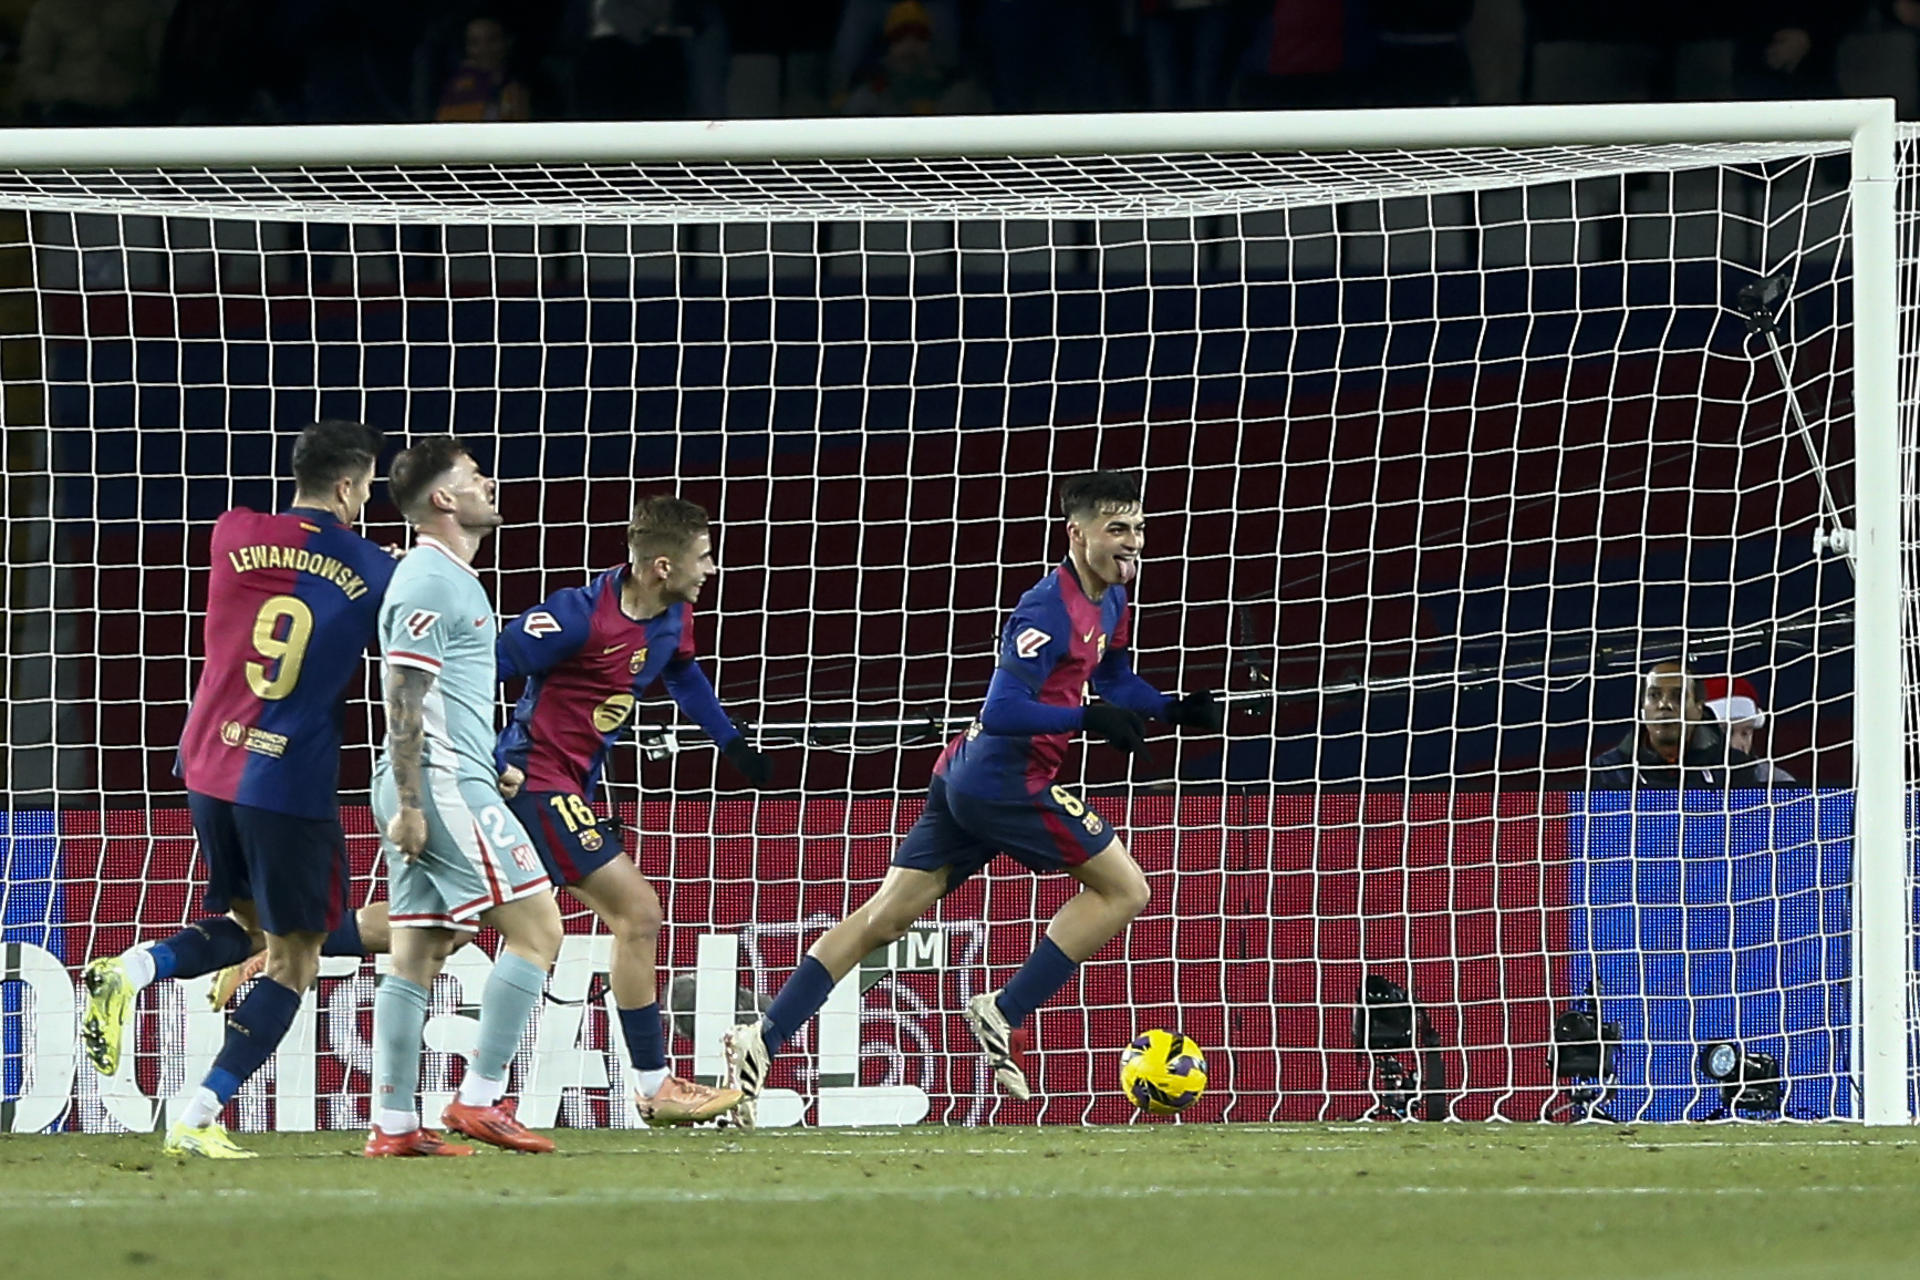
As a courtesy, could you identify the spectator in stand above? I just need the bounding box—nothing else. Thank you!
[841,1,986,115]
[13,0,173,125]
[1136,0,1235,111]
[1233,0,1375,109]
[1730,1,1868,99]
[1524,0,1868,102]
[1700,675,1796,784]
[437,14,532,121]
[829,0,959,108]
[1590,661,1764,789]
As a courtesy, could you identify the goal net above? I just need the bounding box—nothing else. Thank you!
[0,106,1908,1133]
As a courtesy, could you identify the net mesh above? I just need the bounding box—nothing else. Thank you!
[0,132,1885,1129]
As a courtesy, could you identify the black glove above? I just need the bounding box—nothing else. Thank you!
[1082,703,1151,757]
[1164,690,1224,734]
[722,736,773,786]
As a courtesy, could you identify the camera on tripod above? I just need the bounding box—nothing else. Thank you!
[1351,974,1447,1121]
[1547,984,1621,1122]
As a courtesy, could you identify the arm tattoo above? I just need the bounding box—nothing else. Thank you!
[386,665,436,809]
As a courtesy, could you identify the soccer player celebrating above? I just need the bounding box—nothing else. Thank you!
[128,420,395,1158]
[493,495,765,1126]
[722,472,1222,1123]
[365,436,561,1158]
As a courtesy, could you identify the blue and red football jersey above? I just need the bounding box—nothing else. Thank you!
[176,506,395,820]
[496,565,738,795]
[936,560,1164,799]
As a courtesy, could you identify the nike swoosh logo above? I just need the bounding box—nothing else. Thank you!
[1082,629,1096,643]
[603,644,625,654]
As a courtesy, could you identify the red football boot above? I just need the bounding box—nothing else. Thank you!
[362,1127,474,1157]
[441,1097,556,1153]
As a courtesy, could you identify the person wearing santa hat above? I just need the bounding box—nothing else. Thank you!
[1700,675,1796,784]
[1590,660,1768,790]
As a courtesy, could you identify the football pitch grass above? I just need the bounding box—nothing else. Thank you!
[1,1124,1914,1279]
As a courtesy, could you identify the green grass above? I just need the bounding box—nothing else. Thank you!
[1,1124,1915,1279]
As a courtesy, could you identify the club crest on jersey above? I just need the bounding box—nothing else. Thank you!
[404,609,439,639]
[578,827,604,852]
[629,649,645,675]
[523,610,561,638]
[1013,627,1051,659]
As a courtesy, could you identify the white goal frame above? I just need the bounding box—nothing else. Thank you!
[1,99,1906,1125]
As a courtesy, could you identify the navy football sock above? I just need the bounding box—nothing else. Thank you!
[150,916,255,983]
[761,956,835,1058]
[994,937,1078,1028]
[204,977,302,1104]
[618,1002,668,1074]
[320,911,363,957]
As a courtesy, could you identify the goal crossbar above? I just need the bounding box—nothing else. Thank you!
[0,101,1897,168]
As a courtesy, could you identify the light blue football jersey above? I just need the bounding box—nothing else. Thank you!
[376,536,499,786]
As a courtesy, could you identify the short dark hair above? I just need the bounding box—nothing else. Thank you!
[1059,471,1142,520]
[628,495,710,561]
[1642,660,1703,708]
[291,420,382,495]
[388,435,471,520]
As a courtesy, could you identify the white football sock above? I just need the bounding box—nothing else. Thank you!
[457,1071,504,1107]
[634,1067,671,1099]
[376,1108,419,1136]
[119,946,157,991]
[177,1086,221,1131]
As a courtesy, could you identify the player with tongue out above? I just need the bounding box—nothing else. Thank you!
[721,470,1223,1123]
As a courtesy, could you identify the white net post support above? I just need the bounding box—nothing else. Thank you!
[0,102,1910,1130]
[1848,105,1904,1128]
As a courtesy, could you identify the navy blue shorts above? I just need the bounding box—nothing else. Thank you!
[509,790,624,888]
[189,791,348,936]
[893,774,1115,893]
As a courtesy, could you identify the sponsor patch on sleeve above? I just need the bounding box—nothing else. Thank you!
[522,610,561,638]
[1013,627,1051,659]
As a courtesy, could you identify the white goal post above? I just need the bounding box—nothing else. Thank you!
[0,100,1909,1130]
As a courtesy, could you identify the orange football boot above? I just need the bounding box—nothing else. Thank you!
[441,1097,555,1153]
[363,1127,474,1157]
